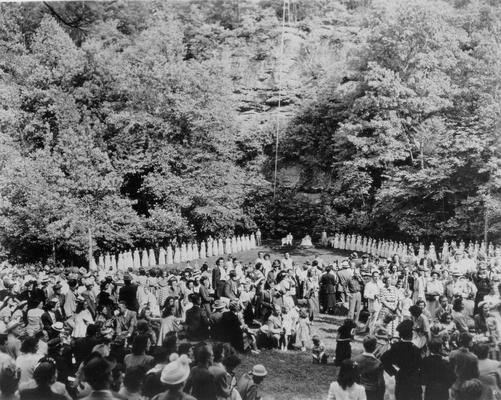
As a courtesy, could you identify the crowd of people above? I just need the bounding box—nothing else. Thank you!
[0,235,500,400]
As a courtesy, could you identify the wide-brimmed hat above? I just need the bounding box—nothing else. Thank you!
[251,364,268,377]
[213,300,226,310]
[160,353,191,385]
[51,322,64,332]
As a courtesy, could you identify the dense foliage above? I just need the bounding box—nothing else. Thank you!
[0,0,500,265]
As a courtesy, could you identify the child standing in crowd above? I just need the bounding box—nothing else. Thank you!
[334,318,357,366]
[295,308,311,351]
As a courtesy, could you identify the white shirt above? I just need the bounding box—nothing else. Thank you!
[327,381,366,400]
[16,353,43,383]
[364,280,383,300]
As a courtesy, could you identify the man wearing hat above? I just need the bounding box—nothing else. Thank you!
[381,319,422,400]
[209,300,226,342]
[237,364,267,400]
[223,270,240,301]
[5,319,22,359]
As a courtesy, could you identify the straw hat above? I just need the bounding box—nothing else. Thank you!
[160,354,191,385]
[251,364,268,377]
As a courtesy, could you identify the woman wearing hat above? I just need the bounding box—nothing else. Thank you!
[152,354,194,400]
[425,271,443,318]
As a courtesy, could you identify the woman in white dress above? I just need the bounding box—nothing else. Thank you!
[71,299,94,338]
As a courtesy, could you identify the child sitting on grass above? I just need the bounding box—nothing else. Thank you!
[311,335,328,364]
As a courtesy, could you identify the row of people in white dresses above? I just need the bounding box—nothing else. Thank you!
[92,233,258,271]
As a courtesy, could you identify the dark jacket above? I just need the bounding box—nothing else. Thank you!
[185,305,209,341]
[352,353,385,393]
[118,283,139,312]
[223,280,240,301]
[381,340,422,400]
[420,354,455,400]
[20,387,66,400]
[219,311,244,352]
[212,268,225,299]
[185,365,217,400]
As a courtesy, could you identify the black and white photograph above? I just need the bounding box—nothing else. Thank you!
[0,0,500,399]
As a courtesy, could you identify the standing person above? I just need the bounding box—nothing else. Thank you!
[220,302,245,353]
[381,320,422,400]
[353,336,385,400]
[256,230,261,247]
[334,318,357,367]
[236,364,267,400]
[347,269,364,323]
[185,294,210,342]
[364,271,382,333]
[475,342,501,399]
[119,274,139,312]
[212,258,227,300]
[420,339,455,400]
[63,280,77,319]
[409,304,430,354]
[326,359,366,400]
[184,344,217,400]
[472,267,491,315]
[304,271,319,322]
[336,261,353,308]
[319,266,337,314]
[449,332,480,400]
[199,276,214,316]
[425,271,443,318]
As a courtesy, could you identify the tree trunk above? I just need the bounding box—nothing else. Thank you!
[52,242,56,266]
[88,218,93,271]
[484,189,490,244]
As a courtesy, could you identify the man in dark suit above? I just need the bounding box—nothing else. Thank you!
[212,258,227,299]
[73,324,101,367]
[381,320,422,400]
[185,294,210,341]
[353,335,384,400]
[118,274,139,312]
[219,301,244,352]
[420,339,455,400]
[449,332,479,399]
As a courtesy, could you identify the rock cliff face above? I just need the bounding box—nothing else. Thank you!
[231,9,359,197]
